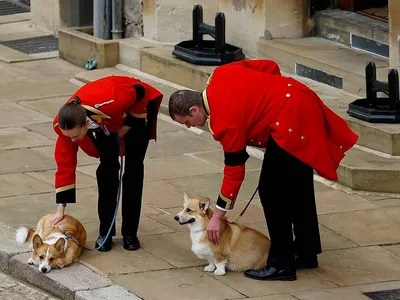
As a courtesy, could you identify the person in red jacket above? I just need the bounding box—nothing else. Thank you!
[49,76,163,252]
[168,60,358,281]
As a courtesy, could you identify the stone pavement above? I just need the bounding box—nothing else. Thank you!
[0,272,59,300]
[1,58,400,300]
[1,11,400,300]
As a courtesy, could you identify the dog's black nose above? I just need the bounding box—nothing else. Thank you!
[41,267,47,273]
[174,215,179,221]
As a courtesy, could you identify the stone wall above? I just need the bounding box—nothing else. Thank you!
[140,0,310,58]
[124,0,144,38]
[30,0,66,35]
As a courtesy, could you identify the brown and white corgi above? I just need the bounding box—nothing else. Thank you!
[15,214,87,273]
[174,193,270,276]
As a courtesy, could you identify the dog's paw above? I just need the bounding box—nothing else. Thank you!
[27,258,34,265]
[204,264,216,272]
[214,268,226,276]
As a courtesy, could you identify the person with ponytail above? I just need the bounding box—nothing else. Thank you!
[50,76,163,252]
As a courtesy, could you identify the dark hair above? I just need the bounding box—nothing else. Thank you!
[168,90,203,119]
[58,96,87,130]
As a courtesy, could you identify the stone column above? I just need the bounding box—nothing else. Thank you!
[389,0,400,69]
[263,0,311,39]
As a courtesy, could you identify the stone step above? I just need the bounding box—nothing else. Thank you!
[118,37,167,70]
[137,45,400,156]
[316,9,389,58]
[72,65,400,194]
[256,36,389,96]
[338,146,400,193]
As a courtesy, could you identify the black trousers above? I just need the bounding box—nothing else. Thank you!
[94,118,150,237]
[258,137,322,269]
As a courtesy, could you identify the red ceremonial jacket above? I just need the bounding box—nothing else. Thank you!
[53,76,163,203]
[202,60,358,210]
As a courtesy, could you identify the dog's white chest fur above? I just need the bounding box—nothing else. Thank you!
[190,231,211,258]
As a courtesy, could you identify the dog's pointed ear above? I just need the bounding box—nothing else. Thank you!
[184,192,189,205]
[32,234,43,249]
[54,238,65,253]
[199,197,210,212]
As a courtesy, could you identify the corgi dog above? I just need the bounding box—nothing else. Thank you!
[15,214,87,273]
[174,193,270,276]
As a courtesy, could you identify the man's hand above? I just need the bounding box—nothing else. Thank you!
[45,205,65,230]
[206,208,227,244]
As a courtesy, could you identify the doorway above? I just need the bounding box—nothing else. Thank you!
[338,0,388,22]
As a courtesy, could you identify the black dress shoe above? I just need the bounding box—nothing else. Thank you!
[123,236,140,251]
[244,265,296,281]
[295,255,318,269]
[95,235,112,252]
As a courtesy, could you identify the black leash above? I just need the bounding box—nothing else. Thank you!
[66,135,124,252]
[228,187,258,223]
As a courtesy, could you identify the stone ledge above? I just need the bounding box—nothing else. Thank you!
[9,253,114,300]
[59,27,119,69]
[0,222,30,272]
[0,223,143,300]
[119,37,165,70]
[140,46,215,92]
[0,44,41,63]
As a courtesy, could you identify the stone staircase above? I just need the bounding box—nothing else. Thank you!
[76,17,400,195]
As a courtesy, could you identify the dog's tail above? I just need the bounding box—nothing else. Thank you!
[15,227,35,245]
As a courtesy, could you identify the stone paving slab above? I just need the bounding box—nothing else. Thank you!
[318,225,358,251]
[0,127,53,150]
[209,268,337,298]
[142,180,192,208]
[0,103,52,128]
[80,243,174,275]
[292,286,371,300]
[82,216,175,244]
[244,296,298,300]
[140,232,206,268]
[0,173,53,198]
[19,96,68,118]
[316,246,400,286]
[0,81,77,102]
[191,148,263,170]
[9,253,114,300]
[319,207,400,246]
[1,58,82,82]
[145,128,221,159]
[26,170,97,190]
[167,171,261,204]
[314,182,378,215]
[25,122,57,140]
[110,267,244,300]
[148,207,192,232]
[0,147,55,174]
[144,154,221,181]
[75,285,140,300]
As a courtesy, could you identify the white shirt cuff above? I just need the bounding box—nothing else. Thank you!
[216,205,229,212]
